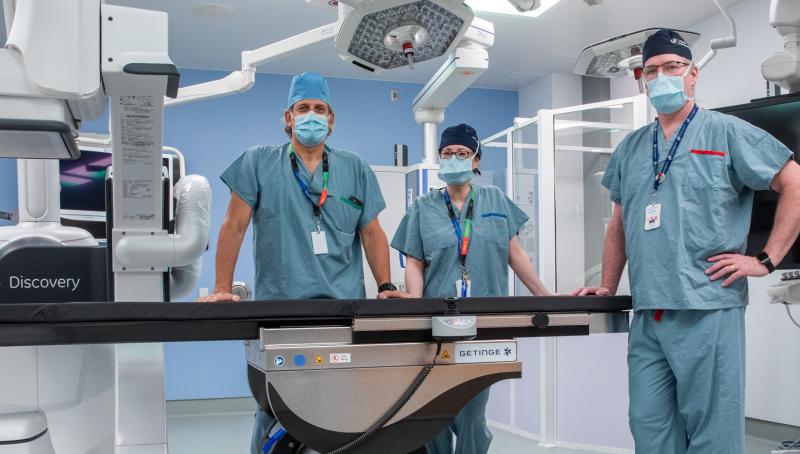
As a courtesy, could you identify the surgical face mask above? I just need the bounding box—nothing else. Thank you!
[438,156,475,185]
[646,65,692,114]
[293,113,329,147]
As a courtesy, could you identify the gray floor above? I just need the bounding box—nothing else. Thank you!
[165,399,791,454]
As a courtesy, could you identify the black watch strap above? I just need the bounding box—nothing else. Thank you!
[378,282,398,292]
[757,252,776,273]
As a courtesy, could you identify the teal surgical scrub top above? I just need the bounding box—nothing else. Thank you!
[391,184,528,298]
[602,109,792,310]
[221,143,385,300]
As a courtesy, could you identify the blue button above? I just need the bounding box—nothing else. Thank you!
[294,354,306,367]
[273,355,285,367]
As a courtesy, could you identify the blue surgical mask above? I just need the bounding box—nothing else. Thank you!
[294,113,329,147]
[438,156,475,185]
[646,71,690,114]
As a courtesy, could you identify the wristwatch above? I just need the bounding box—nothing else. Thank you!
[756,252,776,273]
[378,282,398,292]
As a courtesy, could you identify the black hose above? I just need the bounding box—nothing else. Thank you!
[324,343,442,454]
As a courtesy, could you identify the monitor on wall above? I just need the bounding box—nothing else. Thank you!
[716,94,800,269]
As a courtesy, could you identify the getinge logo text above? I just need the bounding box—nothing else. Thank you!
[8,276,81,291]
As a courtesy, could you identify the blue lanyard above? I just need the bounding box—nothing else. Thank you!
[651,104,699,193]
[289,146,329,220]
[443,188,476,297]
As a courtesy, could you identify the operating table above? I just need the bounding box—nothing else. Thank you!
[0,296,631,454]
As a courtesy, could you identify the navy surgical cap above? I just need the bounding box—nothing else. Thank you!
[642,29,693,65]
[439,123,481,158]
[288,72,332,109]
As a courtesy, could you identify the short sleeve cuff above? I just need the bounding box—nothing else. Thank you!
[390,240,424,263]
[220,173,257,209]
[358,200,387,231]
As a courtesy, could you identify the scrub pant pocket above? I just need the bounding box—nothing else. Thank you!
[628,308,746,454]
[426,388,492,454]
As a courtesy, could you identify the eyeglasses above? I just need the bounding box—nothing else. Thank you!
[439,150,474,160]
[642,61,691,81]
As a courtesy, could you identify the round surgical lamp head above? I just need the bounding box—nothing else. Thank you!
[335,0,474,72]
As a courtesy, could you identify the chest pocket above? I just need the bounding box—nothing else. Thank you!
[678,150,735,254]
[475,214,509,245]
[325,193,362,234]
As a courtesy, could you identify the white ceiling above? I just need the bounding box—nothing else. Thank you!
[2,0,745,90]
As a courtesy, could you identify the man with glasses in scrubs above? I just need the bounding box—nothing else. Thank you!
[572,29,800,453]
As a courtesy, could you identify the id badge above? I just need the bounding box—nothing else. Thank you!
[644,204,662,231]
[455,279,472,297]
[311,231,328,255]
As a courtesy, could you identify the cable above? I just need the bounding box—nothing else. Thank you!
[785,303,800,329]
[262,428,286,453]
[324,342,442,454]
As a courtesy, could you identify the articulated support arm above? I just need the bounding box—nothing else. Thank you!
[165,22,340,107]
[696,0,737,69]
[412,17,495,163]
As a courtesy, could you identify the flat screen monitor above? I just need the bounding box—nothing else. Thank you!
[60,146,177,239]
[716,94,800,269]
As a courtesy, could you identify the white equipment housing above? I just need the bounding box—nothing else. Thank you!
[0,0,104,160]
[0,2,209,454]
[762,0,800,92]
[768,273,800,305]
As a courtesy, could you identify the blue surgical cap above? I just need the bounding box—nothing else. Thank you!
[287,72,332,109]
[439,124,481,157]
[642,29,693,65]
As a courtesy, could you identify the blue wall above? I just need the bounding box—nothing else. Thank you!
[27,68,518,400]
[0,160,15,226]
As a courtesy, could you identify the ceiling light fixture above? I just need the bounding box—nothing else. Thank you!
[465,0,563,18]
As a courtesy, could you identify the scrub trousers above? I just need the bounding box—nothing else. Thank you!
[628,308,746,454]
[426,388,492,454]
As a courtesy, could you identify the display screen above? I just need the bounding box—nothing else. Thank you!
[716,96,800,269]
[60,149,112,213]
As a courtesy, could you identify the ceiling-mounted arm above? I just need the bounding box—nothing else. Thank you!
[696,0,737,69]
[412,17,495,164]
[165,21,340,107]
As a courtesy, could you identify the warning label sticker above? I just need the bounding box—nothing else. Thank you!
[329,353,351,364]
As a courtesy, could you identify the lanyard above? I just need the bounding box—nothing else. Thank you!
[289,146,329,227]
[443,186,476,273]
[651,104,699,196]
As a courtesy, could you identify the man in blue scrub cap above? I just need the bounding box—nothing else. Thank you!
[197,72,399,453]
[572,29,800,453]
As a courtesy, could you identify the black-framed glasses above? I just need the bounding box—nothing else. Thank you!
[440,150,474,160]
[642,61,691,81]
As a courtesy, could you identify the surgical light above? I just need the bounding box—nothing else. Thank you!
[575,28,700,91]
[466,0,561,17]
[336,0,474,72]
